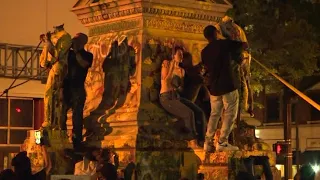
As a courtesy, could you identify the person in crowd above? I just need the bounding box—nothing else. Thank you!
[159,46,198,140]
[74,147,101,180]
[11,151,34,180]
[196,173,205,180]
[60,33,93,150]
[295,164,316,180]
[0,169,15,180]
[201,25,245,152]
[96,149,118,180]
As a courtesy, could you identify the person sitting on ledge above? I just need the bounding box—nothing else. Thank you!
[159,46,197,140]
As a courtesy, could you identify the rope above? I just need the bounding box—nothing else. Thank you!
[251,57,320,111]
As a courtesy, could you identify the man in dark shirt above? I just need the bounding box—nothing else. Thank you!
[201,25,244,152]
[61,33,93,150]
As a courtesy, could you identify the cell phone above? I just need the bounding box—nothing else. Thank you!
[35,130,41,145]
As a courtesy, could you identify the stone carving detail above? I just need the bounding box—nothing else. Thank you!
[144,18,207,34]
[88,19,142,36]
[74,30,141,130]
[80,7,222,25]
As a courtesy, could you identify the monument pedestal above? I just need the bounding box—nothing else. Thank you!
[35,0,285,179]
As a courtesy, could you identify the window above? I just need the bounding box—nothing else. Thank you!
[0,98,34,146]
[266,94,281,123]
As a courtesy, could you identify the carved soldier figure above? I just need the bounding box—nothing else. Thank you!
[39,24,72,128]
[215,16,254,117]
[93,36,135,116]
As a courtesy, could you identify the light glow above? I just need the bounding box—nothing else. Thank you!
[15,108,21,113]
[312,164,320,173]
[255,129,260,138]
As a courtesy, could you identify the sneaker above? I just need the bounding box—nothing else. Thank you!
[216,142,239,151]
[204,140,215,153]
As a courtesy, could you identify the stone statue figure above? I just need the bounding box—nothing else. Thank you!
[215,16,254,117]
[92,35,136,116]
[39,24,72,128]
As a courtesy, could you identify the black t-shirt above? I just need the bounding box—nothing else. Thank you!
[64,49,93,88]
[201,39,243,96]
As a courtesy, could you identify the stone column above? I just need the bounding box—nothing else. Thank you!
[72,0,230,179]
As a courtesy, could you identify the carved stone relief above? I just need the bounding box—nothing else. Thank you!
[69,30,141,127]
[80,6,222,25]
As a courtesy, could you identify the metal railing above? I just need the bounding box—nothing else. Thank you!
[0,43,47,80]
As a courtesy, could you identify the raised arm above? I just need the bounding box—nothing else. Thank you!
[161,60,174,81]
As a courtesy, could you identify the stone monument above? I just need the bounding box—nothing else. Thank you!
[19,0,280,179]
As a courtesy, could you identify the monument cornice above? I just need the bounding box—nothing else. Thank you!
[87,16,216,36]
[72,0,231,26]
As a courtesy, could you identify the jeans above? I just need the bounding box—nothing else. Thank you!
[180,98,207,142]
[206,90,239,143]
[159,91,196,132]
[61,87,86,146]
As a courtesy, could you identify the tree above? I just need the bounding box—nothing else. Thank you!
[227,0,320,93]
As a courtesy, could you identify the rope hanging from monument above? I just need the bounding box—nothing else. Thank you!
[251,57,320,111]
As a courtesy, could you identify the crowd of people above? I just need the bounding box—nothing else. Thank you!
[0,148,119,180]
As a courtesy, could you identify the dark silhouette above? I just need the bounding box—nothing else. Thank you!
[0,169,15,180]
[11,151,33,180]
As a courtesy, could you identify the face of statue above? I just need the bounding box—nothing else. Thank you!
[173,49,183,62]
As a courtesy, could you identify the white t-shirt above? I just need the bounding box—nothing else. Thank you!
[74,158,98,180]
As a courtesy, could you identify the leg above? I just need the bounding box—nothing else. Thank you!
[255,156,273,180]
[42,70,55,128]
[71,89,86,148]
[180,98,207,142]
[203,95,223,152]
[243,157,255,177]
[206,95,223,139]
[220,90,239,143]
[160,95,196,134]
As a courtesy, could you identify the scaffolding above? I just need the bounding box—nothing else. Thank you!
[0,43,47,80]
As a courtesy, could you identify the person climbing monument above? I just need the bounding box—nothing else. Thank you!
[40,24,72,129]
[60,33,93,150]
[159,46,199,141]
[201,25,245,152]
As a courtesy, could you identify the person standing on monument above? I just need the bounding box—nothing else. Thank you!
[159,46,197,140]
[201,25,245,152]
[60,33,93,150]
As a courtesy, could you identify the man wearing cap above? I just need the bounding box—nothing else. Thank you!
[60,33,93,150]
